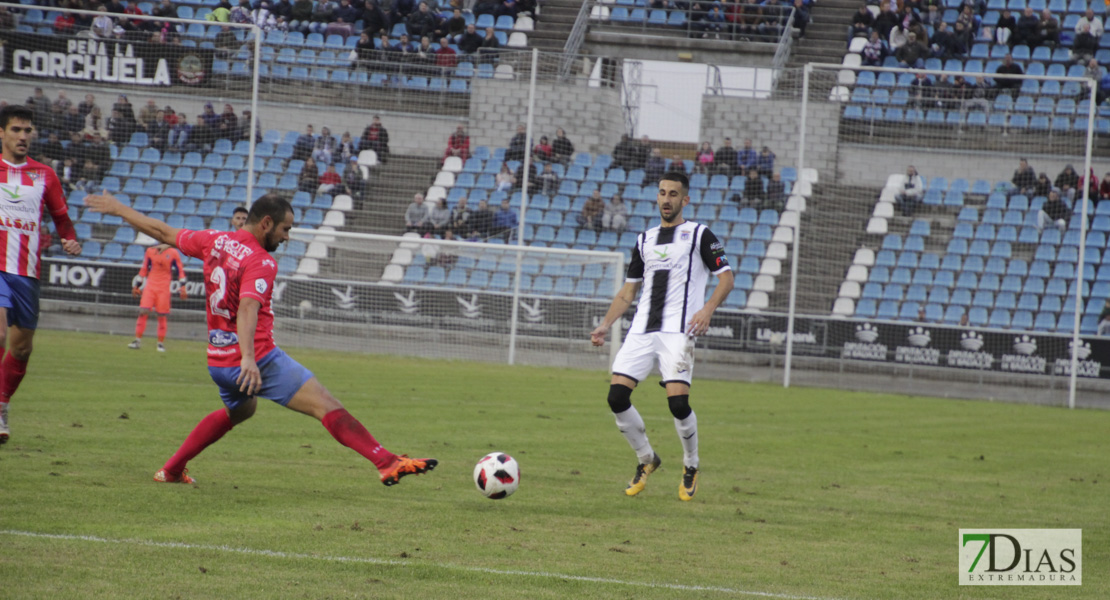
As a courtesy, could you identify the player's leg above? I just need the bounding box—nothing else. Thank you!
[0,307,7,445]
[131,307,152,349]
[657,333,699,501]
[0,273,40,446]
[271,350,436,486]
[610,334,661,496]
[155,370,257,483]
[154,289,170,352]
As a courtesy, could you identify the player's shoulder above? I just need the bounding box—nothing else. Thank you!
[25,157,59,179]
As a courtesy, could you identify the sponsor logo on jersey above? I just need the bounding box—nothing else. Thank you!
[0,185,22,202]
[209,329,239,347]
[213,235,254,260]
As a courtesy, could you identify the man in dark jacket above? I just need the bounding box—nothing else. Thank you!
[714,137,738,176]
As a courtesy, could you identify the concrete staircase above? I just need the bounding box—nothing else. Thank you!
[525,0,583,54]
[776,0,857,98]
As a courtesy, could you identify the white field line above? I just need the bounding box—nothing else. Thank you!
[1,529,850,600]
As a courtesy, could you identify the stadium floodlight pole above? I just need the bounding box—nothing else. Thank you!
[245,24,262,209]
[1067,78,1098,410]
[507,47,540,366]
[783,63,812,388]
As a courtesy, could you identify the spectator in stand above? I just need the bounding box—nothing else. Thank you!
[92,5,115,39]
[894,165,925,217]
[138,98,160,129]
[1078,166,1100,202]
[767,172,787,209]
[376,33,399,68]
[238,110,259,143]
[317,164,342,197]
[493,162,515,192]
[493,198,518,240]
[505,124,527,162]
[644,148,667,184]
[994,8,1015,44]
[474,0,499,16]
[191,113,214,151]
[405,193,431,234]
[994,54,1023,97]
[54,10,77,34]
[602,193,628,232]
[289,0,313,32]
[862,30,886,66]
[896,31,927,68]
[299,157,320,194]
[200,102,220,128]
[694,142,714,174]
[80,158,103,189]
[113,95,137,124]
[931,22,958,58]
[428,198,451,237]
[83,107,109,140]
[792,0,810,38]
[514,161,538,193]
[612,134,638,171]
[444,124,470,164]
[756,146,775,179]
[1037,190,1071,233]
[107,110,132,146]
[168,113,191,150]
[25,89,50,130]
[713,138,737,176]
[435,37,458,69]
[533,136,554,162]
[149,110,170,151]
[1077,8,1104,37]
[342,158,365,205]
[446,9,467,39]
[313,127,336,164]
[335,0,359,26]
[873,1,899,39]
[849,4,873,42]
[391,0,417,27]
[362,116,389,164]
[578,191,605,231]
[1014,6,1039,46]
[1011,158,1037,196]
[294,124,316,161]
[33,133,65,172]
[736,138,758,174]
[78,94,98,119]
[87,133,112,172]
[1034,172,1052,198]
[355,32,376,66]
[51,91,72,125]
[1073,23,1098,64]
[669,154,688,176]
[479,26,501,62]
[216,103,238,139]
[635,135,653,169]
[1086,57,1103,84]
[1056,164,1080,201]
[450,197,472,234]
[552,128,574,165]
[306,0,336,34]
[457,23,483,53]
[1099,172,1110,201]
[1037,8,1060,48]
[538,163,558,195]
[395,33,419,59]
[326,14,353,38]
[338,131,357,163]
[360,0,387,36]
[955,5,980,40]
[65,133,86,168]
[701,4,727,38]
[744,167,767,208]
[468,199,494,239]
[407,2,440,39]
[922,4,942,26]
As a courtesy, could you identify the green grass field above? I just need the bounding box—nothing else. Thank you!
[1,330,1106,599]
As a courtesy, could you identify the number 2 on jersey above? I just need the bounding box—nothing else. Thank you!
[209,266,231,318]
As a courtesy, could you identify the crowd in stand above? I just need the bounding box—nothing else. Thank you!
[637,0,810,41]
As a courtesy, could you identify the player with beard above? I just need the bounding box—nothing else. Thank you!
[589,171,734,501]
[85,192,437,488]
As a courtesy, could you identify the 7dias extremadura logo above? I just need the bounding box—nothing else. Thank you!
[959,529,1081,586]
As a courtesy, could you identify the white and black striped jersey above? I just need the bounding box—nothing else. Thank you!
[625,221,731,335]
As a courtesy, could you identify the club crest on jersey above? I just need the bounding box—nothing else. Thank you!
[680,230,691,241]
[25,171,40,183]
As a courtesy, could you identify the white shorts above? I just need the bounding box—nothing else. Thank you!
[612,332,695,387]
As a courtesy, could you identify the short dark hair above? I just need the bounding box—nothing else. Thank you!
[659,171,689,192]
[232,206,248,216]
[247,194,293,226]
[0,105,35,129]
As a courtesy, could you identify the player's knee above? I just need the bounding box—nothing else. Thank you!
[667,394,692,420]
[228,398,256,424]
[607,384,633,413]
[9,341,32,362]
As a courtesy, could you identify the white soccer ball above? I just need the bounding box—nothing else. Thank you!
[473,452,520,499]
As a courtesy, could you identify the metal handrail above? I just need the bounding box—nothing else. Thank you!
[560,0,593,79]
[771,7,796,79]
[587,0,795,43]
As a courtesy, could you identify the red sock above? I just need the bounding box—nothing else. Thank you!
[135,313,148,339]
[322,409,396,469]
[162,409,234,475]
[156,317,167,342]
[1,354,28,403]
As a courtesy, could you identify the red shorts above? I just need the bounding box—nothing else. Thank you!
[140,286,171,314]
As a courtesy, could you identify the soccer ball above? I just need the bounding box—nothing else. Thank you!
[473,452,520,499]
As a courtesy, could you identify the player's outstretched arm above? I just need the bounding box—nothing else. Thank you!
[85,190,182,247]
[687,270,734,337]
[590,281,640,347]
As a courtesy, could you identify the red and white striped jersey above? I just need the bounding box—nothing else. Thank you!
[0,158,76,279]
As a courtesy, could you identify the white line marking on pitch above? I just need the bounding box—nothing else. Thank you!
[1,529,847,600]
